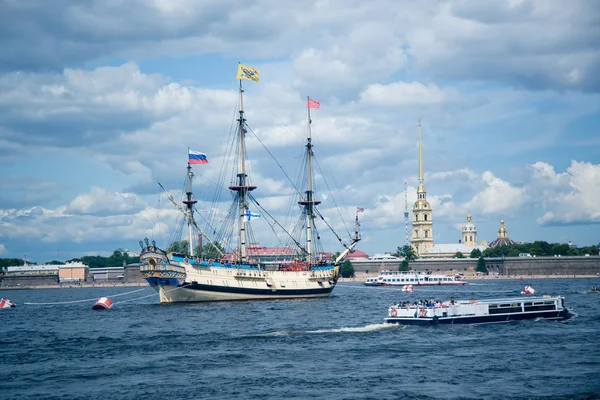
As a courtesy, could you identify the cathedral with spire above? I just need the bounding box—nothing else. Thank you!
[409,121,488,259]
[411,120,434,256]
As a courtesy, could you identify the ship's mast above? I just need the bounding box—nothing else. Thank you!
[298,97,321,263]
[228,80,256,262]
[182,156,198,256]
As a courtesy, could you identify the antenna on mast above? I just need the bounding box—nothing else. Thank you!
[404,179,409,246]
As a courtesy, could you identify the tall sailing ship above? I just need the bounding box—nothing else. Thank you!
[139,64,360,303]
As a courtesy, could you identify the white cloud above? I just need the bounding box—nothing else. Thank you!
[66,187,145,215]
[360,82,461,107]
[0,197,182,248]
[428,168,478,182]
[408,0,600,92]
[0,0,599,261]
[3,1,596,92]
[465,171,525,215]
[532,161,600,225]
[0,243,6,255]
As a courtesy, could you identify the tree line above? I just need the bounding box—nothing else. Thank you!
[0,249,140,269]
[392,241,599,261]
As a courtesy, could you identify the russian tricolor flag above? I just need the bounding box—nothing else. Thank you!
[189,150,208,164]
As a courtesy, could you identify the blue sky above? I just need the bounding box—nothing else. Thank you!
[0,0,599,263]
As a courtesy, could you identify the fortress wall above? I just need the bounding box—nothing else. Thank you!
[1,274,59,288]
[124,264,146,283]
[353,256,600,276]
[500,256,600,275]
[409,259,477,272]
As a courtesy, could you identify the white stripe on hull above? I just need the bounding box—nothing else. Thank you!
[156,286,333,303]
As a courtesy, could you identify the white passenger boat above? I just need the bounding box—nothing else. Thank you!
[364,270,467,287]
[385,295,572,325]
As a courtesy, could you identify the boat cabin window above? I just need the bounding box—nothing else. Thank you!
[490,303,522,314]
[524,301,557,312]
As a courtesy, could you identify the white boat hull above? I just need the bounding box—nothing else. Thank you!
[365,281,466,287]
[364,270,467,286]
[155,283,334,303]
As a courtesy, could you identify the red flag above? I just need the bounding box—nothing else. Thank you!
[307,98,320,109]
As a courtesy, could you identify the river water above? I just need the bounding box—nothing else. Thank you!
[1,278,599,399]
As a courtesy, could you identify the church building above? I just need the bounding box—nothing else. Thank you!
[410,121,434,256]
[419,213,488,259]
[488,219,517,247]
[409,121,487,259]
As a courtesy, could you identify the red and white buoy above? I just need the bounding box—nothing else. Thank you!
[521,285,536,295]
[402,284,414,293]
[92,297,113,310]
[0,298,16,309]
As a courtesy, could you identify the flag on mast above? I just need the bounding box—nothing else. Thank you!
[356,207,364,213]
[243,210,261,221]
[236,63,259,82]
[189,150,208,164]
[307,98,320,108]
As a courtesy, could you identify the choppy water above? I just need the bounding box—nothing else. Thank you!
[1,278,599,400]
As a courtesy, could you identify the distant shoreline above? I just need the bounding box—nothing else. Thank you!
[339,273,600,283]
[0,282,148,290]
[2,274,598,291]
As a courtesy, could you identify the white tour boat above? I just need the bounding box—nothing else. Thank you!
[364,270,467,287]
[385,295,572,325]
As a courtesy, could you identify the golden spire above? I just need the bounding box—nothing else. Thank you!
[418,119,423,183]
[498,219,507,238]
[416,119,427,195]
[467,213,471,222]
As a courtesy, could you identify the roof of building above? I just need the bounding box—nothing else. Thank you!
[488,237,517,247]
[369,253,401,261]
[245,246,295,256]
[223,243,333,261]
[489,219,516,247]
[346,249,369,260]
[7,265,60,272]
[56,261,88,269]
[423,243,487,255]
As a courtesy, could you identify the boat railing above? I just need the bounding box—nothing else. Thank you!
[140,263,186,274]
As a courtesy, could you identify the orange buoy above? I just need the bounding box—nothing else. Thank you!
[92,297,113,310]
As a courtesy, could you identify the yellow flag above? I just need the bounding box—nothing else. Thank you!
[236,63,259,82]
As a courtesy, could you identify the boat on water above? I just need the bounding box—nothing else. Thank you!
[521,284,536,295]
[138,64,360,303]
[364,270,467,286]
[0,298,16,309]
[385,295,572,325]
